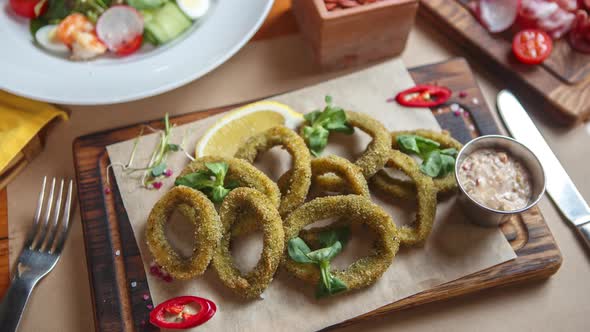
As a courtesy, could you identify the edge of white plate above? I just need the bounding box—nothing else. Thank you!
[1,0,275,106]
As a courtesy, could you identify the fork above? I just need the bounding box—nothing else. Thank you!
[0,177,75,332]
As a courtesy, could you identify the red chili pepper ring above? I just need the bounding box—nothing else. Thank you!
[395,85,452,108]
[149,296,216,329]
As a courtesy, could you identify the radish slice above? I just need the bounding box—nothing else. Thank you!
[478,0,520,33]
[96,5,144,52]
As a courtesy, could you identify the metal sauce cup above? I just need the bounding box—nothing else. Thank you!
[455,135,546,227]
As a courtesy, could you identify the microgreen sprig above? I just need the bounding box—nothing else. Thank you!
[396,134,458,178]
[288,227,350,298]
[105,113,192,192]
[174,162,239,203]
[302,96,354,157]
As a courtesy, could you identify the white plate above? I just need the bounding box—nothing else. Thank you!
[0,0,274,105]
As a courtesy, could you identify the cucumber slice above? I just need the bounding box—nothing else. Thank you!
[143,2,192,44]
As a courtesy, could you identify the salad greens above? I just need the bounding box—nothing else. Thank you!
[28,0,192,49]
[302,95,354,157]
[126,0,166,10]
[396,134,458,178]
[288,227,350,298]
[174,162,239,203]
[30,0,72,35]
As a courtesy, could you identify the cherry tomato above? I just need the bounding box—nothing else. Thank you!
[512,29,553,65]
[9,0,48,18]
[114,34,143,56]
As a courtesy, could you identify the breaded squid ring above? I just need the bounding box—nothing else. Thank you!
[277,155,370,198]
[372,129,463,198]
[178,156,281,208]
[372,150,437,246]
[283,195,400,293]
[212,188,284,299]
[234,126,311,217]
[146,186,221,280]
[312,111,390,189]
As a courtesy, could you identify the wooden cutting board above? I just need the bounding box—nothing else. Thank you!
[420,0,590,123]
[72,58,562,332]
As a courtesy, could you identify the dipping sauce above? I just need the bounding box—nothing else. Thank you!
[458,148,532,211]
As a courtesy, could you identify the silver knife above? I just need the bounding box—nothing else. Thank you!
[497,90,590,248]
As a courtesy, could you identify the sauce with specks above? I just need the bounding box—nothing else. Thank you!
[458,148,532,211]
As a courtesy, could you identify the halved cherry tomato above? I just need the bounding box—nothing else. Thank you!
[395,85,452,108]
[9,0,47,18]
[149,296,216,330]
[512,29,553,65]
[114,34,143,56]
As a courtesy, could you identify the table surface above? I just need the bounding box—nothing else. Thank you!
[3,1,590,331]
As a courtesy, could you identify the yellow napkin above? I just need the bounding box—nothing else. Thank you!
[0,90,68,172]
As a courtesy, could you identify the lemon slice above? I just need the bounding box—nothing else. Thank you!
[195,101,304,158]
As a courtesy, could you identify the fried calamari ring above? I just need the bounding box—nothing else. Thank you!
[235,126,311,217]
[372,150,437,246]
[312,111,390,189]
[277,155,370,198]
[212,188,284,299]
[372,129,463,198]
[146,186,221,280]
[179,156,281,208]
[283,195,400,293]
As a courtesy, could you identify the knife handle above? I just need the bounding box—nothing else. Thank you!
[577,223,590,249]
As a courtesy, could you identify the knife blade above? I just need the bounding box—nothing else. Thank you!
[496,90,590,248]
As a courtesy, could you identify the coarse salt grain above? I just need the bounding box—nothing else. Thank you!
[115,250,120,256]
[472,98,479,105]
[450,103,460,112]
[131,281,137,288]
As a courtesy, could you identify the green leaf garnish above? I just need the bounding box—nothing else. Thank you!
[420,151,442,177]
[174,172,213,189]
[440,148,458,157]
[302,96,354,157]
[174,162,234,203]
[288,238,314,264]
[317,226,350,248]
[150,163,167,177]
[287,227,350,298]
[166,143,180,152]
[306,241,342,262]
[397,134,457,178]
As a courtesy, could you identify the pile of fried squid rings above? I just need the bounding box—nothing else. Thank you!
[146,111,462,299]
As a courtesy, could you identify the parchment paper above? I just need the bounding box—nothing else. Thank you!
[106,59,516,332]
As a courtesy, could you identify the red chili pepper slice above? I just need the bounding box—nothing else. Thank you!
[149,296,216,329]
[395,85,452,108]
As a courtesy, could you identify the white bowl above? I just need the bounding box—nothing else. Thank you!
[0,0,274,105]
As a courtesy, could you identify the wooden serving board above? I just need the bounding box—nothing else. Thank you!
[73,58,562,332]
[420,0,590,123]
